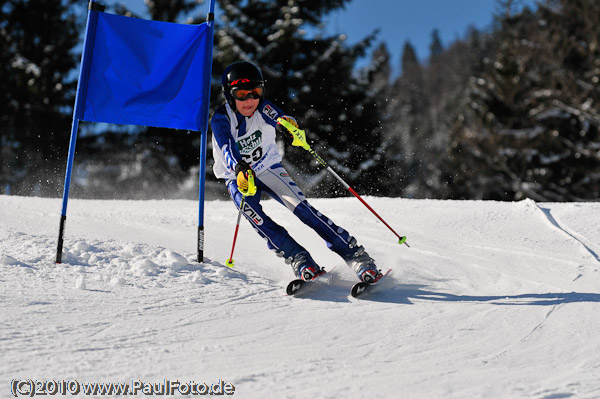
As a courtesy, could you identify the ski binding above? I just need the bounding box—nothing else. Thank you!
[286,269,328,295]
[350,268,392,298]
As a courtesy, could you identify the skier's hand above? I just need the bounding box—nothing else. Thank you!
[279,115,298,129]
[276,115,298,136]
[235,160,252,192]
[277,116,310,150]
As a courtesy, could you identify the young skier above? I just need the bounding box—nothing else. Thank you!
[211,61,382,283]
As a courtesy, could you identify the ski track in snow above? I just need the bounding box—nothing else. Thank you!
[1,196,600,398]
[536,203,600,264]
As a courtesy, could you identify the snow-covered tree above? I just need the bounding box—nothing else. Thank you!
[1,0,81,195]
[451,0,600,201]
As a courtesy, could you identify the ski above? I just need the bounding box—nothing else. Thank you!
[286,269,329,295]
[350,268,392,298]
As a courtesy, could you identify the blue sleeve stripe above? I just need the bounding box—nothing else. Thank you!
[224,143,238,171]
[211,106,242,172]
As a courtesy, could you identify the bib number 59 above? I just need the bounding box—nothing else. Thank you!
[242,147,263,163]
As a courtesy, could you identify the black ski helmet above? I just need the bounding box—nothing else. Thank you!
[222,61,264,108]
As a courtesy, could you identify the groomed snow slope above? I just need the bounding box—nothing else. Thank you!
[1,196,600,398]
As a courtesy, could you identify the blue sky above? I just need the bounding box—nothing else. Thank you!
[324,0,538,73]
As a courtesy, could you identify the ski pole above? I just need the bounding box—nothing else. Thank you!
[226,170,257,267]
[277,118,409,247]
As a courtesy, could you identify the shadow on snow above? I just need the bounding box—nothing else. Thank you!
[366,283,600,306]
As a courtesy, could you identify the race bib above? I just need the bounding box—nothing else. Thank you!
[237,130,264,163]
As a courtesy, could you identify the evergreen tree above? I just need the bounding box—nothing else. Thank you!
[452,4,550,200]
[423,36,474,199]
[368,42,391,96]
[144,0,200,22]
[362,42,401,193]
[1,0,81,195]
[383,41,431,197]
[531,0,600,200]
[451,0,600,201]
[213,0,383,196]
[429,29,443,61]
[400,41,427,114]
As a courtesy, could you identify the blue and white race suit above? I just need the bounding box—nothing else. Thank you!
[211,100,356,263]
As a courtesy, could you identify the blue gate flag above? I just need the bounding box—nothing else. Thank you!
[57,1,215,264]
[79,12,211,131]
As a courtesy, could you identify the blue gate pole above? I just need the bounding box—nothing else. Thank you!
[197,0,216,263]
[56,0,103,263]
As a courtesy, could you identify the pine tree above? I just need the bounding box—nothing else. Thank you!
[429,29,443,61]
[368,42,392,96]
[423,33,476,199]
[530,0,600,200]
[455,4,551,200]
[213,0,384,196]
[382,41,431,197]
[452,0,600,201]
[1,0,81,195]
[362,42,402,194]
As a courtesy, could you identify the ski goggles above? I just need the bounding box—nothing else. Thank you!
[231,85,264,101]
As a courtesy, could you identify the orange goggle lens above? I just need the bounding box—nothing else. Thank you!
[231,86,264,101]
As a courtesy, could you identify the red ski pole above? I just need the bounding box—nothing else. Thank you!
[226,170,257,267]
[278,118,409,247]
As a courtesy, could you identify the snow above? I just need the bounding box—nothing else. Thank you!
[1,195,600,398]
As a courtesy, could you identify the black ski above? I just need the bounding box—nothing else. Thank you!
[350,269,392,298]
[286,269,328,295]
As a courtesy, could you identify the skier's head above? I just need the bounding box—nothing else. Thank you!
[222,61,264,115]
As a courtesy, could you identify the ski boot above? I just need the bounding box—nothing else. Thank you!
[346,241,382,284]
[289,251,324,281]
